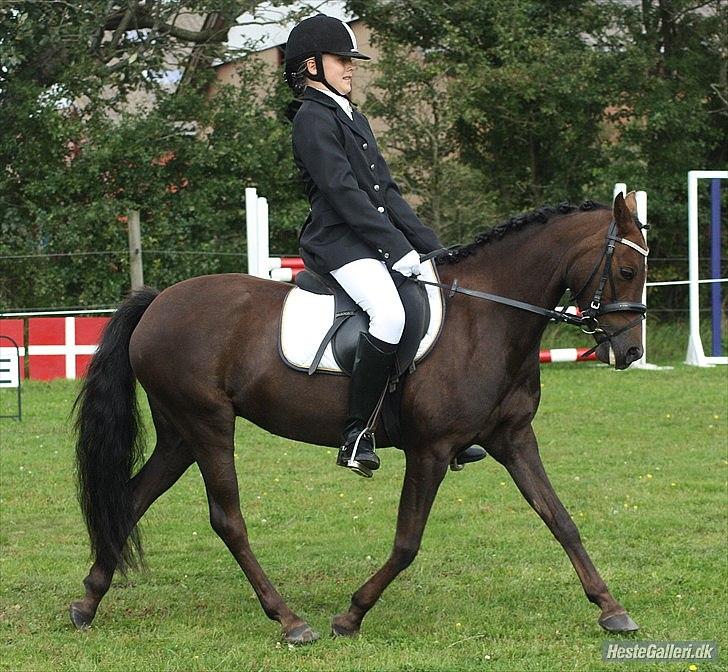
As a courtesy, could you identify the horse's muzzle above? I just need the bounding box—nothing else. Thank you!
[595,341,643,369]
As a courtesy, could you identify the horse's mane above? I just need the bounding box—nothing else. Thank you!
[435,200,608,265]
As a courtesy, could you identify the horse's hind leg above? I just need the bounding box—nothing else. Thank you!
[70,403,193,629]
[189,411,319,645]
[490,423,639,633]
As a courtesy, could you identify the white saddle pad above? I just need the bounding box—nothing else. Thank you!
[280,259,444,374]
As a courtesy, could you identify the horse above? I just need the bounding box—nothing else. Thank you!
[70,193,647,644]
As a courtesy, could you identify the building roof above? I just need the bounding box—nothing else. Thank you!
[224,0,354,57]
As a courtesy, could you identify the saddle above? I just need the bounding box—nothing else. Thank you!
[278,259,445,380]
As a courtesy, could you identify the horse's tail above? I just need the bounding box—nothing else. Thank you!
[73,287,159,574]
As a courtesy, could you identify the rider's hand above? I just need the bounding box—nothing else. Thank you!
[392,250,421,277]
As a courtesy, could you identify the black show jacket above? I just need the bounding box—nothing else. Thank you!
[292,87,442,274]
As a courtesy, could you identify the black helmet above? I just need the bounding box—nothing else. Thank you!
[284,14,370,95]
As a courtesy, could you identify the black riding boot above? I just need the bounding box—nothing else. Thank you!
[337,331,397,478]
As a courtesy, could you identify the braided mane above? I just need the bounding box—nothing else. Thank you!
[436,200,607,265]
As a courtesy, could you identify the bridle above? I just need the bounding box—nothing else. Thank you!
[565,218,648,351]
[416,218,649,358]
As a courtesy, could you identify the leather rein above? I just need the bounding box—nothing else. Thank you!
[416,219,649,359]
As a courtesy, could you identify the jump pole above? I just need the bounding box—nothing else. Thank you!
[245,187,260,277]
[710,179,722,357]
[245,188,304,281]
[685,170,727,367]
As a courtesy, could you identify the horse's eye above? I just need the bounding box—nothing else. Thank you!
[620,267,635,280]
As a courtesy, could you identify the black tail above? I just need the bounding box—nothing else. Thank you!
[74,287,159,574]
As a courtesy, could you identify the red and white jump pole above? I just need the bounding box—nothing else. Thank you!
[540,348,596,363]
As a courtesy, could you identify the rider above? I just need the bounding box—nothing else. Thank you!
[284,14,485,477]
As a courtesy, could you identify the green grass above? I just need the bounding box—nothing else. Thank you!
[1,365,726,671]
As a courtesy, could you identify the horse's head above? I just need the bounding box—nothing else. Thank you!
[566,192,648,370]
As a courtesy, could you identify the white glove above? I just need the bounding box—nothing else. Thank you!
[392,250,421,277]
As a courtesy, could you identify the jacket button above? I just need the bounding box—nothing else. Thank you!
[370,163,375,170]
[362,142,368,150]
[373,184,380,191]
[384,253,390,259]
[377,206,385,213]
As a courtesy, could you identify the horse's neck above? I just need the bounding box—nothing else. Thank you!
[445,223,571,316]
[439,220,579,364]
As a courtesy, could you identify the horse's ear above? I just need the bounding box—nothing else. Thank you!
[612,191,638,236]
[624,191,638,217]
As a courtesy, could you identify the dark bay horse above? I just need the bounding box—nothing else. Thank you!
[71,193,647,644]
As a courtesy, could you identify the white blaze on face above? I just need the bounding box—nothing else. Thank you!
[340,20,358,52]
[609,346,616,367]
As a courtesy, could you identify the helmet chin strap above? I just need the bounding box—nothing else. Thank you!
[308,52,349,98]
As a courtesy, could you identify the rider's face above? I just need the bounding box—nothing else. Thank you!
[306,54,355,95]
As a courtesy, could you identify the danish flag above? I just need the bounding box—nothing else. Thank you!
[0,317,108,381]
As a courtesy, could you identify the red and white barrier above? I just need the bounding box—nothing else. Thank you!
[0,316,107,380]
[539,348,596,363]
[268,256,305,282]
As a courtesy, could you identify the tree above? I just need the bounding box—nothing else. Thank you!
[363,42,498,243]
[351,0,727,281]
[0,1,309,309]
[592,0,727,305]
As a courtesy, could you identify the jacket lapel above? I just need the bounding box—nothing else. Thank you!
[303,88,370,142]
[351,109,376,145]
[335,107,370,142]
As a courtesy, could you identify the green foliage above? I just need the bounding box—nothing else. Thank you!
[353,0,727,282]
[0,1,307,309]
[2,1,725,310]
[363,43,499,243]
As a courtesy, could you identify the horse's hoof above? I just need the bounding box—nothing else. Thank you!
[69,602,94,630]
[283,623,319,646]
[331,614,360,638]
[599,610,639,633]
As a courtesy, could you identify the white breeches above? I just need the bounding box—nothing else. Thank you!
[330,258,405,344]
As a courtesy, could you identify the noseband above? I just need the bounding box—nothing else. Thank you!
[418,218,649,354]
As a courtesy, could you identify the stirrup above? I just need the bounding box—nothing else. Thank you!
[450,445,487,472]
[338,428,379,478]
[345,460,374,479]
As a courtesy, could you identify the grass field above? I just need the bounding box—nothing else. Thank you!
[1,361,726,671]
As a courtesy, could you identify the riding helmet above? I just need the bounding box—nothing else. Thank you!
[284,14,370,94]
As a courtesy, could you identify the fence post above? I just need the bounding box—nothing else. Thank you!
[245,188,259,276]
[127,210,144,290]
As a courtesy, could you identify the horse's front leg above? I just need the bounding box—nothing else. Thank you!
[490,423,639,633]
[332,448,450,637]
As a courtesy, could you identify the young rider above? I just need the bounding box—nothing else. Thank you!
[284,14,486,477]
[284,14,442,477]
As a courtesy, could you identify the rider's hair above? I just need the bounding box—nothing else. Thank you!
[290,60,310,97]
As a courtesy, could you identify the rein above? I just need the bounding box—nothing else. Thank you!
[417,219,649,358]
[414,276,588,327]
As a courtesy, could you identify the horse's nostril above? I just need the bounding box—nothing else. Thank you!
[626,346,642,364]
